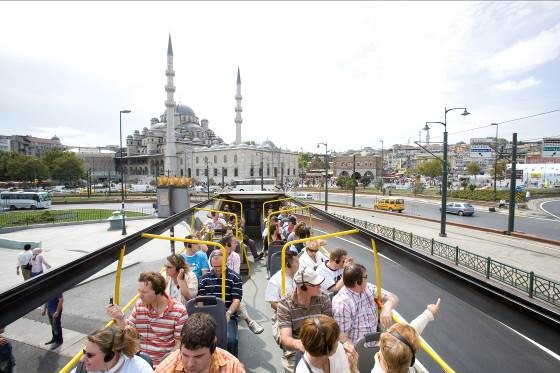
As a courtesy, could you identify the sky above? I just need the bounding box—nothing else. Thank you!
[1,1,559,153]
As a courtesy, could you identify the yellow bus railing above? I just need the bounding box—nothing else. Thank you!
[191,208,240,241]
[266,206,312,244]
[371,240,455,373]
[262,197,293,220]
[280,229,359,296]
[212,198,244,222]
[59,244,182,373]
[392,310,456,373]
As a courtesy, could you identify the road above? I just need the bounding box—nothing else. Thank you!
[50,201,154,212]
[541,199,560,220]
[307,192,560,241]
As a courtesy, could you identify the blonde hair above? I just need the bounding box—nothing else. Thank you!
[379,323,420,373]
[87,325,139,358]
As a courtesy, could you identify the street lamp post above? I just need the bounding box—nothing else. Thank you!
[317,142,328,212]
[491,123,499,201]
[119,109,131,235]
[428,107,470,237]
[352,154,356,207]
[380,140,384,193]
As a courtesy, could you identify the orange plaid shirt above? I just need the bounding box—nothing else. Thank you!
[155,347,246,373]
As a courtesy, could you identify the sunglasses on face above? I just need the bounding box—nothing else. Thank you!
[82,349,96,359]
[307,249,318,252]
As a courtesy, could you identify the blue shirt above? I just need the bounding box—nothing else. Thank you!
[181,251,209,280]
[47,293,63,314]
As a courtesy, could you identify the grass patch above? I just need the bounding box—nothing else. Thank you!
[0,209,149,228]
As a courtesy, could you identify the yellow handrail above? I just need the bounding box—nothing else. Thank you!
[113,245,126,305]
[371,239,383,316]
[262,197,293,220]
[280,229,359,296]
[266,206,311,244]
[392,310,456,373]
[192,208,241,242]
[212,198,243,221]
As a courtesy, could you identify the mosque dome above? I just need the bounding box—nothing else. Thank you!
[176,104,195,117]
[51,135,60,141]
[262,139,276,149]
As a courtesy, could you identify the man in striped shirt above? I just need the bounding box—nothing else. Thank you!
[107,271,188,367]
[198,250,243,357]
[332,263,399,345]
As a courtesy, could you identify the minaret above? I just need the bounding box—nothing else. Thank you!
[234,67,242,145]
[164,34,177,176]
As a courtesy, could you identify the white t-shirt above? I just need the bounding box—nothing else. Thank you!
[71,354,153,373]
[315,261,342,293]
[30,254,46,273]
[295,342,351,373]
[17,251,33,267]
[265,270,295,304]
[299,250,329,271]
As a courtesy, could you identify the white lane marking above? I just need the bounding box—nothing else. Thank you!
[314,228,397,264]
[495,319,560,361]
[540,200,560,221]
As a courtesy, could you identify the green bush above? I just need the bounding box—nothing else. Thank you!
[449,189,524,202]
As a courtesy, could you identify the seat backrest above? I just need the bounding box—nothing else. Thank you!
[267,243,284,276]
[185,296,227,349]
[269,251,283,279]
[356,332,382,373]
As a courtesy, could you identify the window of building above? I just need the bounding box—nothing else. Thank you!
[223,168,228,176]
[204,168,208,177]
[267,167,270,176]
[214,168,218,177]
[287,168,290,175]
[188,168,192,178]
[214,155,217,163]
[180,169,184,176]
[274,167,278,177]
[250,167,254,177]
[234,168,238,177]
[223,155,227,163]
[293,168,296,175]
[196,157,199,164]
[196,169,200,177]
[259,168,263,176]
[234,154,238,163]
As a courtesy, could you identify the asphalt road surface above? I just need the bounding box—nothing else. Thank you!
[540,199,560,220]
[311,192,560,240]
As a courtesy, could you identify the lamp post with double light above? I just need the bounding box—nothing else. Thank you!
[428,107,470,237]
[317,142,328,211]
[119,109,131,235]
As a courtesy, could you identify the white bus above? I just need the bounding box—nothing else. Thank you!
[232,178,279,191]
[0,191,52,210]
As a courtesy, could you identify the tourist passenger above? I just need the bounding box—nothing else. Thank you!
[289,225,311,253]
[155,313,245,373]
[269,222,285,243]
[298,240,329,270]
[198,251,243,357]
[106,271,188,367]
[240,227,264,260]
[332,264,399,344]
[220,235,264,335]
[282,216,297,238]
[16,243,33,280]
[164,254,198,306]
[182,235,209,279]
[205,212,227,232]
[277,267,333,373]
[43,293,64,350]
[372,299,442,373]
[262,216,279,242]
[72,325,153,373]
[30,248,52,277]
[295,315,359,373]
[265,249,299,345]
[0,325,15,373]
[315,249,353,294]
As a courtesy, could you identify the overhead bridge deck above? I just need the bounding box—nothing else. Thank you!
[1,193,559,372]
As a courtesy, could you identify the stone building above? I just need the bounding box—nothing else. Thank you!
[7,135,63,157]
[332,152,382,181]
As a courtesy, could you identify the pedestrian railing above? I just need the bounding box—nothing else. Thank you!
[0,208,154,229]
[331,212,560,308]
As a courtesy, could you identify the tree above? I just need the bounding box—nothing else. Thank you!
[418,159,443,179]
[336,176,350,189]
[491,159,507,182]
[298,153,311,169]
[360,175,372,189]
[51,153,84,184]
[6,154,49,181]
[41,147,66,173]
[466,162,481,183]
[308,156,325,170]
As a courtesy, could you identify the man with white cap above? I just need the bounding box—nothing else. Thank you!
[276,266,333,373]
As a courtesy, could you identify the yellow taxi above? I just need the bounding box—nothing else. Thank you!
[374,197,405,213]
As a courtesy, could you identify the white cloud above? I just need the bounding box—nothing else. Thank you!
[492,76,541,92]
[480,23,560,79]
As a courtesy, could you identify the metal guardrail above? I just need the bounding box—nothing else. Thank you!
[0,208,154,228]
[332,213,560,308]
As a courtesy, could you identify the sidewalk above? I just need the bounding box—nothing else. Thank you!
[321,204,560,282]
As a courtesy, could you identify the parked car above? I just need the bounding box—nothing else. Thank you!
[440,202,475,216]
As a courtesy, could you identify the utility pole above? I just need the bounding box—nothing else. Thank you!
[352,154,356,207]
[507,133,517,235]
[492,123,499,201]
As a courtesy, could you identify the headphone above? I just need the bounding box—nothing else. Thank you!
[104,326,117,363]
[388,331,416,367]
[313,318,330,356]
[300,269,307,291]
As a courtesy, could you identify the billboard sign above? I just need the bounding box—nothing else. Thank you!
[542,138,560,158]
[470,138,493,158]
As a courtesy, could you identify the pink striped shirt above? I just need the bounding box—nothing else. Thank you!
[126,295,188,366]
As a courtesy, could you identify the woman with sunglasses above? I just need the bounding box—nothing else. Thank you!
[299,240,329,271]
[72,325,153,372]
[164,254,198,306]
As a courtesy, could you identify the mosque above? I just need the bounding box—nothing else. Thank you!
[120,35,299,187]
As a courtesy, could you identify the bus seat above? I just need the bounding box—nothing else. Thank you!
[356,332,381,373]
[267,242,284,278]
[185,296,228,349]
[269,251,282,279]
